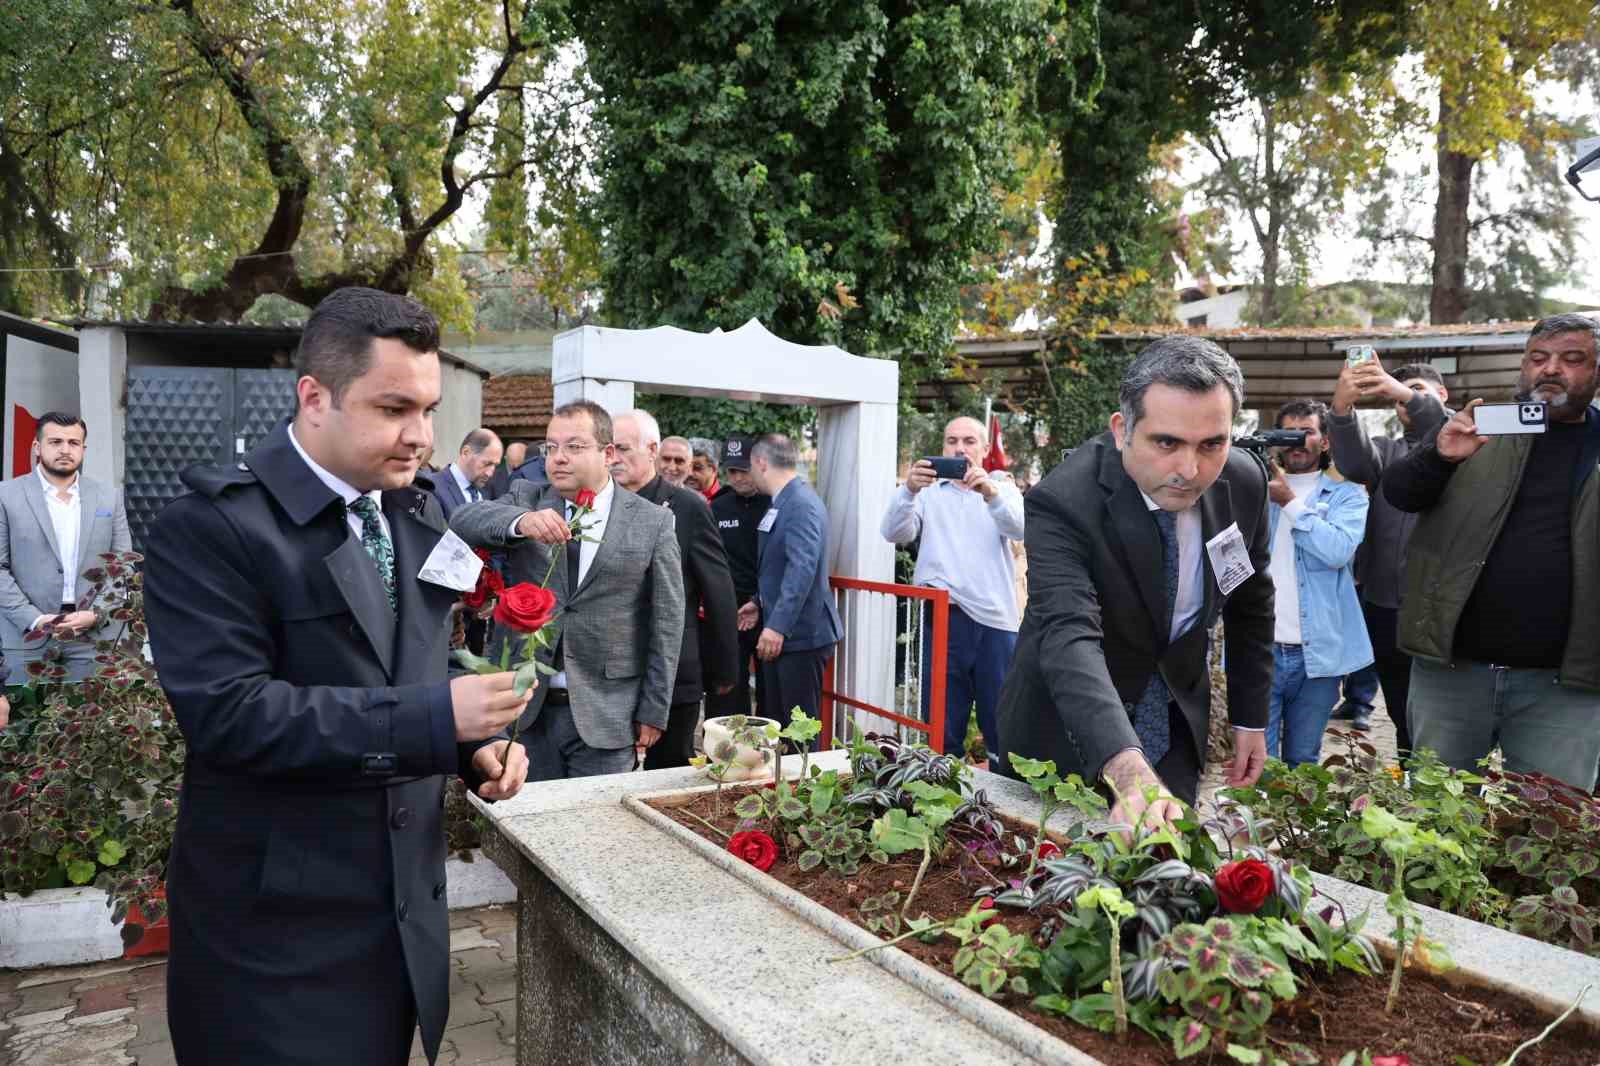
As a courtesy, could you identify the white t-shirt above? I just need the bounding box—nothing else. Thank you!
[1269,472,1321,645]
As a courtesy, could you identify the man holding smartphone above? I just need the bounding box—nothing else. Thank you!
[881,416,1024,759]
[1382,312,1600,788]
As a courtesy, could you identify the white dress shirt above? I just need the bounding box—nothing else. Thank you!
[31,469,84,630]
[1138,491,1264,736]
[287,425,389,542]
[547,477,615,691]
[447,462,481,502]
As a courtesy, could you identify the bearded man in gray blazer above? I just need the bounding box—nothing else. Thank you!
[451,400,685,780]
[0,412,132,682]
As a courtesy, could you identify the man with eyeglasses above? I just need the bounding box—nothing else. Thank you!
[451,401,685,780]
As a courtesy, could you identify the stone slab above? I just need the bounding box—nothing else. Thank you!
[446,850,516,911]
[0,887,125,970]
[501,802,1038,1065]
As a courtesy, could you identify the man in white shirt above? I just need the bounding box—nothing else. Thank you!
[882,417,1024,759]
[0,412,131,683]
[1264,400,1373,768]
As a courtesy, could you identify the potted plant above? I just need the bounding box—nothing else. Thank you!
[0,552,181,955]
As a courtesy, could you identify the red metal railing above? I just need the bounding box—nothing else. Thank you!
[820,577,949,753]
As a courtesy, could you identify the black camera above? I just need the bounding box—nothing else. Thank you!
[1233,429,1307,455]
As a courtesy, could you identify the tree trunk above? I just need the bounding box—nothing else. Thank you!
[1428,102,1477,325]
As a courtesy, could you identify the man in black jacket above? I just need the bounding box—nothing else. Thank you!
[1327,359,1449,753]
[142,288,530,1065]
[708,434,771,718]
[612,409,740,767]
[994,336,1273,826]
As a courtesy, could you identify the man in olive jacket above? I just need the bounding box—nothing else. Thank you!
[1382,313,1600,789]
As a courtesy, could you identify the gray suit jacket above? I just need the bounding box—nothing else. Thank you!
[0,472,132,669]
[450,480,685,750]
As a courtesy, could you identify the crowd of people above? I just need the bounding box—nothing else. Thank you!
[4,284,1597,1064]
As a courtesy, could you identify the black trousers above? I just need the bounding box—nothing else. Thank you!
[1362,600,1413,758]
[761,646,830,733]
[644,699,703,770]
[705,626,765,719]
[1155,703,1203,807]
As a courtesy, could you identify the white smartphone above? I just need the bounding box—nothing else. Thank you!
[1474,401,1547,435]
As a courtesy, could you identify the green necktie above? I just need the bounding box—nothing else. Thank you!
[348,496,396,611]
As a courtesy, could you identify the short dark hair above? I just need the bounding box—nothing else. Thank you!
[550,400,613,446]
[1529,313,1600,349]
[294,287,440,405]
[1390,363,1444,388]
[36,412,87,441]
[1276,399,1331,469]
[1120,336,1245,436]
[752,433,799,470]
[460,428,499,454]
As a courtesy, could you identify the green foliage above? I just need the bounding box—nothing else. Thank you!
[635,395,812,451]
[0,553,180,944]
[575,0,1100,384]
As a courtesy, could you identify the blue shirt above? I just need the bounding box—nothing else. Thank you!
[1268,474,1374,679]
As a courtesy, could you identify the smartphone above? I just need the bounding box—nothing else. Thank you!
[1344,344,1376,368]
[922,456,969,479]
[1474,401,1547,435]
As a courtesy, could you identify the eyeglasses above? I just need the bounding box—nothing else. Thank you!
[539,441,598,459]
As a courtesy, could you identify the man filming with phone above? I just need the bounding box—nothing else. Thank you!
[1382,313,1600,788]
[882,416,1024,760]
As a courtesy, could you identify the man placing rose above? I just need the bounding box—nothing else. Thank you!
[451,401,685,781]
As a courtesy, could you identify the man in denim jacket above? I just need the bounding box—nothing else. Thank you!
[1264,399,1373,767]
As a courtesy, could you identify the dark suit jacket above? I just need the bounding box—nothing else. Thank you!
[994,432,1274,799]
[509,455,549,490]
[142,422,495,1065]
[636,475,740,703]
[431,464,474,519]
[756,476,843,653]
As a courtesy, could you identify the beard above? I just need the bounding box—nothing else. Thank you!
[1522,378,1585,420]
[1279,448,1321,474]
[40,455,81,476]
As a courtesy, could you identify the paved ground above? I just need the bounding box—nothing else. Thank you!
[0,905,518,1066]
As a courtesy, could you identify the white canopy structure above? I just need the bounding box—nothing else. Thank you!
[552,318,900,712]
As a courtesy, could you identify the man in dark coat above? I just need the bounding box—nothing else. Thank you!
[994,336,1273,827]
[143,288,532,1066]
[708,434,771,718]
[611,410,740,767]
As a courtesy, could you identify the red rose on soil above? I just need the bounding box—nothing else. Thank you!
[727,830,778,872]
[1372,1057,1410,1066]
[1214,858,1275,914]
[1035,841,1061,861]
[493,582,558,633]
[575,488,597,510]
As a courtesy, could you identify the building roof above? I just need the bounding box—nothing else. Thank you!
[929,319,1589,411]
[482,373,553,435]
[0,311,79,353]
[50,318,492,377]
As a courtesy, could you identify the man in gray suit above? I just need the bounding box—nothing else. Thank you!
[0,412,131,682]
[451,400,685,780]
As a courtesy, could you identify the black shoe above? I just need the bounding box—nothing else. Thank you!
[1350,711,1372,732]
[1330,702,1359,722]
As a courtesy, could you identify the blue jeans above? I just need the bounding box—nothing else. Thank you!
[1266,644,1343,768]
[1408,658,1600,790]
[922,605,1016,756]
[1341,662,1379,713]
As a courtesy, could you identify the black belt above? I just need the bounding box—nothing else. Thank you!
[544,688,570,706]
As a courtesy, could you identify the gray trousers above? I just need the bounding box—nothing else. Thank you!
[521,701,637,782]
[1408,657,1600,790]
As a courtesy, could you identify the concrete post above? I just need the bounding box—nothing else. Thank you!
[76,327,127,488]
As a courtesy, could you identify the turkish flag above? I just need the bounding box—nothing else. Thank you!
[983,413,1009,473]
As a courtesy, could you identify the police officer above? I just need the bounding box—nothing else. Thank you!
[707,434,772,718]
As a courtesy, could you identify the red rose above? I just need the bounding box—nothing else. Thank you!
[1372,1057,1410,1066]
[1036,841,1061,861]
[1214,858,1275,915]
[493,582,558,633]
[727,830,778,872]
[462,568,504,611]
[575,488,597,509]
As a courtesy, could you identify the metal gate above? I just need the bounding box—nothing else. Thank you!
[124,366,297,549]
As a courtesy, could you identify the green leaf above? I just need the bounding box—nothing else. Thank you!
[1226,1045,1263,1064]
[452,648,501,675]
[512,659,542,697]
[95,838,127,866]
[66,858,97,884]
[1171,1018,1212,1059]
[733,794,765,820]
[796,850,823,872]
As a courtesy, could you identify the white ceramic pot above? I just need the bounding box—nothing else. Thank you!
[700,715,778,782]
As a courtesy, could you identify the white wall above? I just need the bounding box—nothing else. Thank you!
[4,336,80,479]
[436,363,487,462]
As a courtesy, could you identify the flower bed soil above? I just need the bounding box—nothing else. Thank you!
[651,785,1597,1066]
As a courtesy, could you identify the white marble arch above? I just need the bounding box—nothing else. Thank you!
[552,319,900,716]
